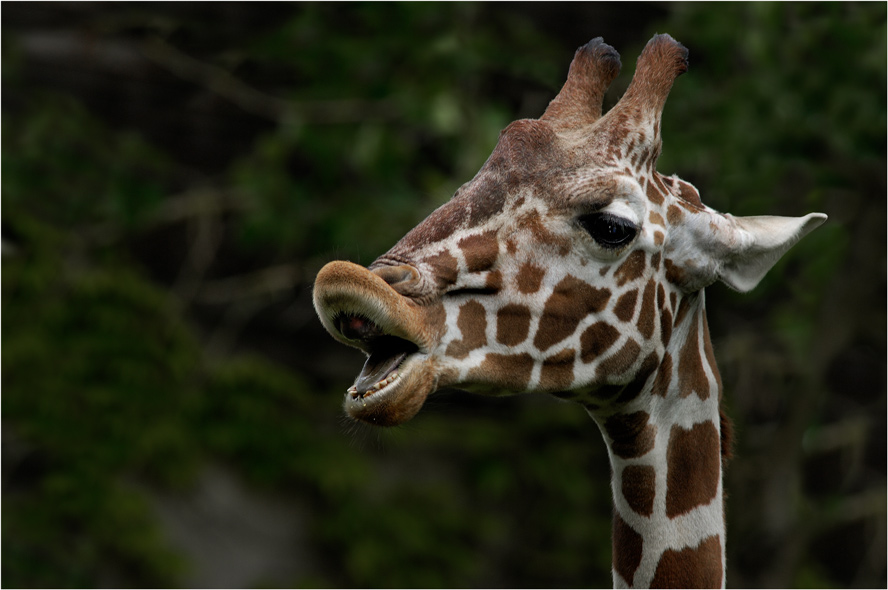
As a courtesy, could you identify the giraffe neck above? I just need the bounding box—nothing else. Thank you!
[589,292,726,589]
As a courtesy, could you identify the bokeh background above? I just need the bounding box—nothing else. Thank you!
[3,3,885,588]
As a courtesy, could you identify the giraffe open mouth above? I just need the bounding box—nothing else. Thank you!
[313,260,438,426]
[335,315,420,399]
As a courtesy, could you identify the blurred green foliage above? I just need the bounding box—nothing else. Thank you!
[3,3,885,589]
[227,2,561,261]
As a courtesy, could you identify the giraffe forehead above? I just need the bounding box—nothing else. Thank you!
[385,123,669,259]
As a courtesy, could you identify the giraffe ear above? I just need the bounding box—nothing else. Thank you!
[716,213,828,292]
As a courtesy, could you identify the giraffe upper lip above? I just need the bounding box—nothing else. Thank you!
[313,260,431,354]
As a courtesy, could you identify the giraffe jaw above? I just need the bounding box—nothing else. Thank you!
[342,350,435,426]
[313,260,439,426]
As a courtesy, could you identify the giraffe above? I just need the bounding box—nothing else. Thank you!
[312,34,826,588]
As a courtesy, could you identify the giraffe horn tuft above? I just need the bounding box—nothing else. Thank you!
[541,37,621,129]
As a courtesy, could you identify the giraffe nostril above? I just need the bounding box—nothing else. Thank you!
[372,264,421,291]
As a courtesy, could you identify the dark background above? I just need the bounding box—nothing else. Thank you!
[3,2,885,588]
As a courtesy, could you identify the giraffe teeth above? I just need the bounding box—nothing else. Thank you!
[355,370,402,399]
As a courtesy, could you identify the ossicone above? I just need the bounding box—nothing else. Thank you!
[541,37,622,129]
[592,34,690,170]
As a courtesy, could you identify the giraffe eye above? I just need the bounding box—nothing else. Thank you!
[577,213,638,248]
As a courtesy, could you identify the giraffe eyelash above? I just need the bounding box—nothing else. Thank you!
[576,212,639,249]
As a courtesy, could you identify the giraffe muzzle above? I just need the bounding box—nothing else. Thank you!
[313,260,439,426]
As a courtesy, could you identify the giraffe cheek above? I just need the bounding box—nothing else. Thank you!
[495,304,532,346]
[466,353,535,391]
[539,348,576,391]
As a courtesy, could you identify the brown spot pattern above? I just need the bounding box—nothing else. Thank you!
[596,338,642,378]
[580,322,620,363]
[664,258,686,287]
[676,179,703,208]
[534,276,611,351]
[653,173,669,198]
[424,250,459,289]
[615,351,660,404]
[665,421,721,518]
[651,352,673,396]
[649,210,666,226]
[518,211,572,256]
[645,178,665,205]
[459,231,499,273]
[666,204,683,225]
[660,307,674,349]
[653,230,665,246]
[677,312,710,400]
[614,250,647,287]
[613,512,644,586]
[467,352,534,390]
[702,314,723,396]
[636,279,657,340]
[485,270,503,292]
[445,301,487,359]
[614,290,638,322]
[622,464,656,517]
[539,348,575,390]
[605,411,656,459]
[651,252,661,271]
[496,304,532,346]
[673,293,691,327]
[515,262,545,294]
[650,535,722,589]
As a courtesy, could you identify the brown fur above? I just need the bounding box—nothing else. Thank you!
[645,178,666,205]
[615,351,659,404]
[665,422,721,518]
[614,250,647,287]
[675,178,703,208]
[467,352,534,390]
[650,535,722,589]
[636,278,658,339]
[514,262,546,294]
[612,511,644,586]
[540,348,576,390]
[651,352,673,397]
[596,338,642,379]
[445,301,487,359]
[495,304,532,346]
[424,250,459,289]
[580,321,620,363]
[614,290,638,322]
[459,231,500,273]
[534,276,611,350]
[604,411,656,459]
[622,464,656,517]
[677,312,710,400]
[666,204,684,225]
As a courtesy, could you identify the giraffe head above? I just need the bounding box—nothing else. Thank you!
[314,34,826,426]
